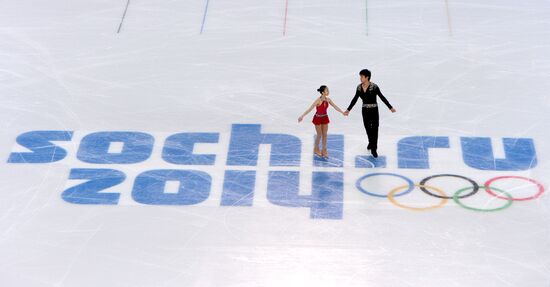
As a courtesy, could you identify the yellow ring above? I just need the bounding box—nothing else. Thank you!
[388,184,449,211]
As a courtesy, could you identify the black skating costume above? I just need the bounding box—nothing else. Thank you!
[346,82,393,151]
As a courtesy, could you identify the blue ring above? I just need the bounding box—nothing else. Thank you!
[356,173,415,198]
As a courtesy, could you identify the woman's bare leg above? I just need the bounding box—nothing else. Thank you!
[314,124,322,155]
[321,124,328,157]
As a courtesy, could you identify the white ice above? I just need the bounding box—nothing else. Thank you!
[1,0,550,286]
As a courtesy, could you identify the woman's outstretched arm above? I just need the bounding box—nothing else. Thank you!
[328,98,345,114]
[298,99,319,122]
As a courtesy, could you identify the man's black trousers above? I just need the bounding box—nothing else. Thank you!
[362,107,379,150]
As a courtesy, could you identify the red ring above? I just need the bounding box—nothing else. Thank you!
[484,176,545,201]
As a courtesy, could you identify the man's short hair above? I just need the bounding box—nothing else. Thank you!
[359,69,371,80]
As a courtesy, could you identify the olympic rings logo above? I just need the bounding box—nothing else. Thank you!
[355,173,546,212]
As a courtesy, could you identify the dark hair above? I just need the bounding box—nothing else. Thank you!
[317,85,328,94]
[359,69,371,80]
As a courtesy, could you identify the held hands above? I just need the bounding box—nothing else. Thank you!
[298,116,303,122]
[390,108,396,113]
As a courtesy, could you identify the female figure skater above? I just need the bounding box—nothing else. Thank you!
[298,85,345,158]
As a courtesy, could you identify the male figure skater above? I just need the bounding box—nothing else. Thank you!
[343,69,396,158]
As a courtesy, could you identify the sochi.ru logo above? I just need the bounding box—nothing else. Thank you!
[6,124,544,219]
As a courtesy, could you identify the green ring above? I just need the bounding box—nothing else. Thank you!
[453,185,513,212]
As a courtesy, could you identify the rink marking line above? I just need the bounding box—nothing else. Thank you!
[117,0,131,34]
[283,0,289,36]
[445,0,453,36]
[200,0,211,34]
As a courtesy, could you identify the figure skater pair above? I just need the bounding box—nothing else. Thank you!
[298,69,396,159]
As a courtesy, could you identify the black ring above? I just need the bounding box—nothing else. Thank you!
[419,174,479,199]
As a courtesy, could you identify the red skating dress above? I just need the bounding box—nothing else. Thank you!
[312,99,330,125]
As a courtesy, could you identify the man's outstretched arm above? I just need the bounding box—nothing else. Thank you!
[377,86,396,112]
[345,89,360,114]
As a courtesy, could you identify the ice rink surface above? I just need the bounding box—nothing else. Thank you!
[1,0,550,286]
